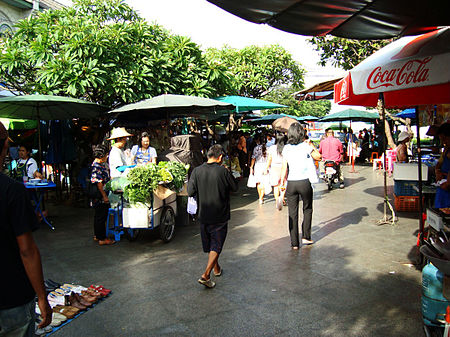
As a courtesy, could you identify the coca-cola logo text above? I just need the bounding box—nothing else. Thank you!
[366,57,432,90]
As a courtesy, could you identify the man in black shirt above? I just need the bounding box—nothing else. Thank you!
[188,144,238,288]
[0,122,52,336]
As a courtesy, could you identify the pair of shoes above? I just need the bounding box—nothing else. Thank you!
[99,238,116,245]
[53,305,79,319]
[198,277,216,288]
[35,322,53,335]
[49,312,67,326]
[302,238,314,245]
[213,267,222,277]
[65,293,87,310]
[339,183,345,189]
[89,285,112,297]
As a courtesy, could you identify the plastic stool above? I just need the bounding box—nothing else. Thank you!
[370,152,379,163]
[106,207,124,241]
[373,155,384,171]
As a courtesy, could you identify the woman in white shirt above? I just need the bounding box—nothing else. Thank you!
[16,144,43,180]
[250,135,269,204]
[266,133,287,210]
[281,123,321,249]
[107,127,133,178]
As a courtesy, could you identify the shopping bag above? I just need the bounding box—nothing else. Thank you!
[187,197,197,215]
[247,174,256,188]
[306,156,319,184]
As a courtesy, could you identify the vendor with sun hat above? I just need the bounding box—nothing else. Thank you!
[107,127,133,178]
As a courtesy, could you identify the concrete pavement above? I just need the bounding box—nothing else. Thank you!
[35,164,425,336]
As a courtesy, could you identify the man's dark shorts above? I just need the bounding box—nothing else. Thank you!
[200,222,228,254]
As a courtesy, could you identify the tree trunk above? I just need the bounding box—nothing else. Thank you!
[377,100,395,149]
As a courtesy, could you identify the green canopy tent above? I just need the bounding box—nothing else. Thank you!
[109,94,234,123]
[319,108,379,122]
[214,95,286,113]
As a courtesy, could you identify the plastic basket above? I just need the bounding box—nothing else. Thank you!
[394,194,423,212]
[394,180,419,196]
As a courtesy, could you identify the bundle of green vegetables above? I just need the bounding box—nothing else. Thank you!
[105,161,189,205]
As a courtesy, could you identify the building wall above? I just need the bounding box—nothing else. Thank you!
[0,1,31,34]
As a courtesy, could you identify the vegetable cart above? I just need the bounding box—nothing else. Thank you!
[105,161,189,243]
[106,187,177,243]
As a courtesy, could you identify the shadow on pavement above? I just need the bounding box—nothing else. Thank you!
[312,207,369,242]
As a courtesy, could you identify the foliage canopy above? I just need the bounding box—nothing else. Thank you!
[262,87,331,118]
[0,0,233,107]
[205,45,305,98]
[307,36,391,71]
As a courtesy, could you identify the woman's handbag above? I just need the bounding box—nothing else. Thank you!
[247,174,257,188]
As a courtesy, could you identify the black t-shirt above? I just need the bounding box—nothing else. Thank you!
[187,162,238,225]
[0,173,39,309]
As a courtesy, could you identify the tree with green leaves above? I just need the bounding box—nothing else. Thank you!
[308,36,391,71]
[0,0,233,107]
[204,45,305,98]
[262,87,330,117]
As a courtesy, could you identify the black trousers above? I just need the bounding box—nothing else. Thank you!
[94,202,109,240]
[286,179,313,247]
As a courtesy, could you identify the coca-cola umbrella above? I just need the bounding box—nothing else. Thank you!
[334,27,450,233]
[334,27,450,108]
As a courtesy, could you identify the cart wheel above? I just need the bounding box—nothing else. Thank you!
[126,229,140,242]
[160,206,175,243]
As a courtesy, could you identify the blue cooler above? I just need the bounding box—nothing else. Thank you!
[422,263,450,326]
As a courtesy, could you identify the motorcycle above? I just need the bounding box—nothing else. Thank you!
[323,160,340,190]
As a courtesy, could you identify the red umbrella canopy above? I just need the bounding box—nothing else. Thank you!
[334,27,450,108]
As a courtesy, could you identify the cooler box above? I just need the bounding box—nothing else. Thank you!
[393,162,428,181]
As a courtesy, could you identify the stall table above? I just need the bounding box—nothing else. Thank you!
[25,181,56,230]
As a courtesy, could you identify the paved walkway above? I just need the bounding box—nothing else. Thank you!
[35,165,424,336]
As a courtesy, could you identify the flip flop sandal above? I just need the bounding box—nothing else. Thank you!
[213,268,223,277]
[198,277,216,288]
[89,285,111,296]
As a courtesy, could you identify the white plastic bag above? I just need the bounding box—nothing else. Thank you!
[247,174,256,188]
[187,197,197,215]
[306,156,319,184]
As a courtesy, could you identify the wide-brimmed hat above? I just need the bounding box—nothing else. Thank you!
[398,131,411,142]
[107,127,133,140]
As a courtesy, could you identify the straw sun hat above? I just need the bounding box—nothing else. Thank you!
[107,127,133,140]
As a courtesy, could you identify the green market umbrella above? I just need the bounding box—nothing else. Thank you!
[110,94,234,122]
[296,115,319,121]
[319,108,379,122]
[0,94,108,162]
[214,95,286,113]
[0,94,108,120]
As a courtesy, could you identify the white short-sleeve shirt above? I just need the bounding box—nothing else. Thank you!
[109,146,128,178]
[17,158,39,179]
[268,145,283,166]
[282,142,314,181]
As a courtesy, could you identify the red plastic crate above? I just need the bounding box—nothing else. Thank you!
[394,194,423,212]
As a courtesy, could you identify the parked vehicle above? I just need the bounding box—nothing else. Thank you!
[322,160,340,190]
